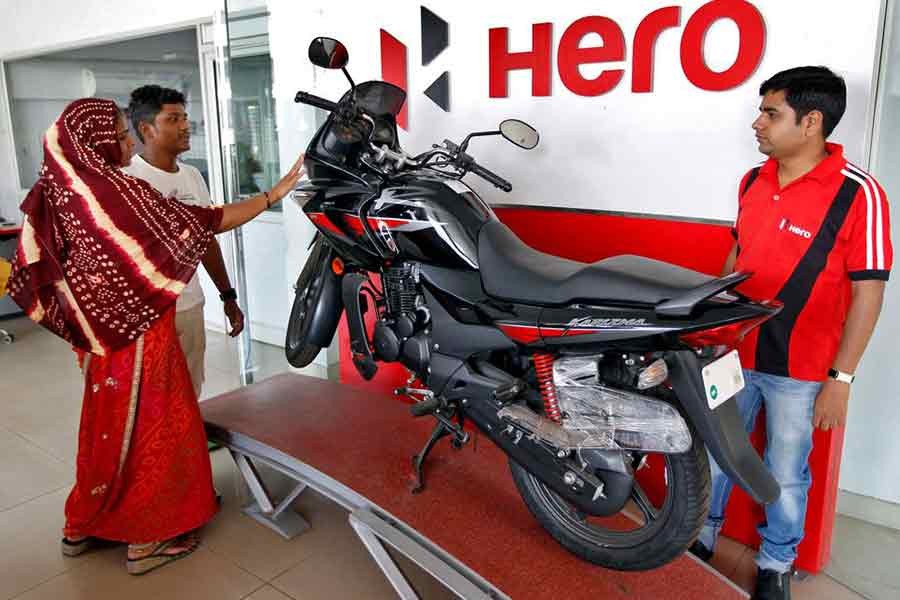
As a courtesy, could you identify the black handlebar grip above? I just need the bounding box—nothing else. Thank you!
[471,163,512,192]
[294,91,338,112]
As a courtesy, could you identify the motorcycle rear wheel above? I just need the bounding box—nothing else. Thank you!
[509,438,710,571]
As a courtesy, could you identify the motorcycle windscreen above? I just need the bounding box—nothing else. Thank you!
[340,81,406,117]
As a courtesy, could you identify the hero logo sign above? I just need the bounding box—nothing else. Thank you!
[490,0,766,97]
[381,6,450,130]
[381,0,766,130]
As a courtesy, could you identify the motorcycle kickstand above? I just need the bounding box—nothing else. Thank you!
[411,420,453,494]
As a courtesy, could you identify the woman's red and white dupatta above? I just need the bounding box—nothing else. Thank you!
[8,98,221,354]
[9,98,222,542]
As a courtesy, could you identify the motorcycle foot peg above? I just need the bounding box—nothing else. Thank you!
[410,396,441,417]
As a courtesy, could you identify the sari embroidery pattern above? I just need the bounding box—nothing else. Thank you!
[64,309,217,543]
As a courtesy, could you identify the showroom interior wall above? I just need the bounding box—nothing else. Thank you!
[270,0,880,219]
[268,0,900,523]
[1,0,898,522]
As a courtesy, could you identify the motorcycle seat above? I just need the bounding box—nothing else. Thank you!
[477,220,714,306]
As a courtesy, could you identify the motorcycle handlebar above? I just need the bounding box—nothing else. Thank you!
[294,91,338,112]
[440,139,512,192]
[470,162,512,192]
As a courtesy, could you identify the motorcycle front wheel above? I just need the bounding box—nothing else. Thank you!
[509,437,710,571]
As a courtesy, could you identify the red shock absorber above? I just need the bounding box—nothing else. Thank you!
[533,352,562,423]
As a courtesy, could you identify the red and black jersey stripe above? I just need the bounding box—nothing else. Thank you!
[754,175,861,376]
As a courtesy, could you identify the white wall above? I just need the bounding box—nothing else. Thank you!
[268,0,881,220]
[268,3,338,365]
[840,0,900,508]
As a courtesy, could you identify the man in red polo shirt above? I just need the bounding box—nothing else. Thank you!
[690,66,891,600]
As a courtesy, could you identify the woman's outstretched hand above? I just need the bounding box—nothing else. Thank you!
[216,154,307,233]
[268,155,306,206]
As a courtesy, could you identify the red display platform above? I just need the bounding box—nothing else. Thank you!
[201,373,745,600]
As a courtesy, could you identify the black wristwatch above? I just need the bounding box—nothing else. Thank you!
[219,287,238,302]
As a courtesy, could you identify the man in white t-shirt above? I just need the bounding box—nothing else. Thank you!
[124,85,244,398]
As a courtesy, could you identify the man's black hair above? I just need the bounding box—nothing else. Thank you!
[127,85,186,143]
[759,66,846,138]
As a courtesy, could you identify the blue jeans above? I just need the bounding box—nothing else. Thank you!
[698,369,821,574]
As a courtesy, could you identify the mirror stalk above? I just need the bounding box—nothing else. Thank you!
[458,130,502,155]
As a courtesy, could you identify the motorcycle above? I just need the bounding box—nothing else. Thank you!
[285,36,781,571]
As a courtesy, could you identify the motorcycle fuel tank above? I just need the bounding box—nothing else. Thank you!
[368,174,495,270]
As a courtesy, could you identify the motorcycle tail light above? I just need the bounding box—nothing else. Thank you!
[679,315,769,350]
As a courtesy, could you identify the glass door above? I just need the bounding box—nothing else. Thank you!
[213,0,336,385]
[212,0,277,385]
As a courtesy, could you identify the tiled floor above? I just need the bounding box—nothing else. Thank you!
[1,315,897,599]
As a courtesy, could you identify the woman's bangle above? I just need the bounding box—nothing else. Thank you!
[263,190,271,208]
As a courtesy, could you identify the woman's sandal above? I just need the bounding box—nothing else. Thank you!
[126,534,200,576]
[60,536,99,557]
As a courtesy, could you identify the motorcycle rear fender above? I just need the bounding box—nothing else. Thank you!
[666,350,781,505]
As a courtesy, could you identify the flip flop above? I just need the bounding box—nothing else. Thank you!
[60,536,99,557]
[126,535,199,576]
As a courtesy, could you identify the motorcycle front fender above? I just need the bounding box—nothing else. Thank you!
[666,350,781,505]
[304,243,343,348]
[285,238,344,367]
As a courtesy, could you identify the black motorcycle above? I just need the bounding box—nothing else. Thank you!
[285,37,781,571]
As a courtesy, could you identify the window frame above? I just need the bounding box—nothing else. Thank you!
[0,22,217,196]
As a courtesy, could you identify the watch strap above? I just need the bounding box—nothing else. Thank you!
[828,368,855,384]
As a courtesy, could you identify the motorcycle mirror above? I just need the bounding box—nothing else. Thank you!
[308,37,349,70]
[499,119,540,150]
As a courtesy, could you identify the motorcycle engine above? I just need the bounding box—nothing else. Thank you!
[374,264,432,377]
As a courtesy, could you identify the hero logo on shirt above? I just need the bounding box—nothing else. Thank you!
[779,218,812,239]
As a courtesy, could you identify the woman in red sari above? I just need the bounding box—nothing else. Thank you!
[7,98,304,575]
